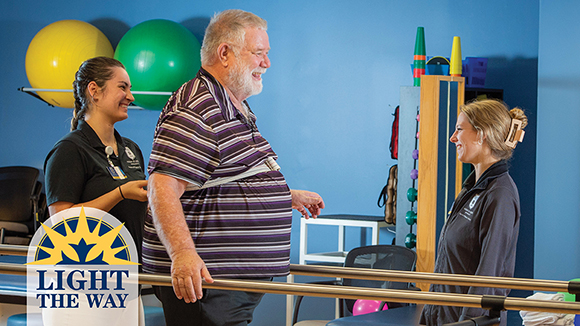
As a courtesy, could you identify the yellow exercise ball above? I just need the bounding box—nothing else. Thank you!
[25,20,114,108]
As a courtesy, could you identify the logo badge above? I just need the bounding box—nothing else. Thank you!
[125,147,136,160]
[469,194,480,210]
[26,207,139,326]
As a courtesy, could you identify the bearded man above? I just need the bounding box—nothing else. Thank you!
[143,9,325,326]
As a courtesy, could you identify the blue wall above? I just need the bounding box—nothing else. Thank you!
[1,1,545,324]
[536,1,580,281]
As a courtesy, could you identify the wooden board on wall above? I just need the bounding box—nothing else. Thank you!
[416,75,464,291]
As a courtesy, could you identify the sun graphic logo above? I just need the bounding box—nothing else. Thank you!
[26,207,139,326]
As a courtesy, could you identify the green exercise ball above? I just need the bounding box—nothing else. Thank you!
[114,19,201,110]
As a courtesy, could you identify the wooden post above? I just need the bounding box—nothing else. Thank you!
[416,75,464,291]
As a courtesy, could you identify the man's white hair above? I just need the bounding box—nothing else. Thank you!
[200,9,267,66]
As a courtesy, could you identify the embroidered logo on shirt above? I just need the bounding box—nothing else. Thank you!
[459,194,480,221]
[125,147,136,160]
[469,194,480,210]
[124,147,142,170]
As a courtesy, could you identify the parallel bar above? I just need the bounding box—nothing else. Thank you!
[2,246,573,294]
[115,274,580,314]
[3,263,580,315]
[0,244,30,256]
[290,264,571,293]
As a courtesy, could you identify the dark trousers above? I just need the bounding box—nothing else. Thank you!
[154,278,271,326]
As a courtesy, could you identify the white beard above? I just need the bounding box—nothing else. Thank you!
[227,61,264,100]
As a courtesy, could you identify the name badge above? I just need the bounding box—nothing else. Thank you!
[107,166,127,180]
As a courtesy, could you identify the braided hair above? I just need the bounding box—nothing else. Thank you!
[71,57,125,131]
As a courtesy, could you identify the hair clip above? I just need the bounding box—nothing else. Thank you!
[505,118,525,149]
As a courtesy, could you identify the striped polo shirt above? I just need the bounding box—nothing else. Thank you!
[142,68,293,278]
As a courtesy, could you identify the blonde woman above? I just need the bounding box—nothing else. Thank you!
[420,99,527,326]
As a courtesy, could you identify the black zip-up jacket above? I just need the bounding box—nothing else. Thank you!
[421,160,521,326]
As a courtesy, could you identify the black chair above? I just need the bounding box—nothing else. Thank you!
[292,244,418,325]
[0,166,45,244]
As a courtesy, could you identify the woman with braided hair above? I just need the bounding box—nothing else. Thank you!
[44,56,148,253]
[420,99,527,326]
[43,56,148,325]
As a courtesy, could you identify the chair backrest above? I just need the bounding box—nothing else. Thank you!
[0,166,41,225]
[342,245,417,313]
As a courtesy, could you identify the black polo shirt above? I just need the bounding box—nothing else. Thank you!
[44,120,147,260]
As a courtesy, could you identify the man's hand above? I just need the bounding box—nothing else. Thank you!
[290,189,325,219]
[170,249,214,303]
[149,172,214,302]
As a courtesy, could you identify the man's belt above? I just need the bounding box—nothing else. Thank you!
[185,157,281,191]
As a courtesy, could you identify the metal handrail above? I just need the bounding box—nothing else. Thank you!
[290,264,578,294]
[4,245,577,295]
[3,263,580,315]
